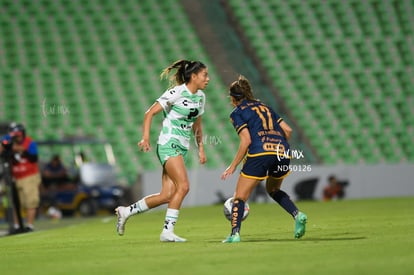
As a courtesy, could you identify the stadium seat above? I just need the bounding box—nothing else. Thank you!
[227,0,413,164]
[1,0,412,179]
[0,0,241,184]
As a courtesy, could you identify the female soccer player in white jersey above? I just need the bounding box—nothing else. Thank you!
[116,60,209,242]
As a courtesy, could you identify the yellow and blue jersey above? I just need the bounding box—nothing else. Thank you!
[230,99,289,158]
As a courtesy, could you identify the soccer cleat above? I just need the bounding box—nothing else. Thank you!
[222,233,241,243]
[160,231,187,242]
[115,206,129,236]
[294,212,307,239]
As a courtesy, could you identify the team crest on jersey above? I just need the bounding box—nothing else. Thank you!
[181,98,203,108]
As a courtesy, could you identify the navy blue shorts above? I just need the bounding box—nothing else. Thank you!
[241,154,291,180]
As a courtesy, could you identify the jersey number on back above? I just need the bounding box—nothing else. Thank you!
[252,105,274,130]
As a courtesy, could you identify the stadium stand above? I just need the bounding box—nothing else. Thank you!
[227,0,414,164]
[1,0,412,185]
[0,0,238,183]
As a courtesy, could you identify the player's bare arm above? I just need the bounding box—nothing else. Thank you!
[192,116,206,164]
[279,121,292,141]
[221,128,251,180]
[138,102,163,152]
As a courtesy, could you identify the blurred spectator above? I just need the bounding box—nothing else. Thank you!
[294,177,318,201]
[323,175,347,201]
[41,154,69,188]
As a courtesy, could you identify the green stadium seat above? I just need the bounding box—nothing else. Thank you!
[227,0,413,164]
[1,0,412,179]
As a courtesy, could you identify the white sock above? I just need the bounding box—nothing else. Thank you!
[128,198,149,215]
[163,208,179,232]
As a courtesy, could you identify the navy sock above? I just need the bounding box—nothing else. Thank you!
[230,198,245,235]
[269,190,299,218]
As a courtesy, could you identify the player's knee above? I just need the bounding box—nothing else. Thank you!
[180,186,190,196]
[177,182,189,196]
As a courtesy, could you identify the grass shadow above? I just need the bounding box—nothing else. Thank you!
[207,235,366,243]
[240,236,367,243]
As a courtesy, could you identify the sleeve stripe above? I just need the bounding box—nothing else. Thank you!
[277,118,283,124]
[236,124,247,134]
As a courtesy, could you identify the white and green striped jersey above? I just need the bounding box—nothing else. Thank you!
[156,84,205,148]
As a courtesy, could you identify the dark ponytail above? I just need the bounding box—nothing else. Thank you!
[160,59,206,86]
[229,75,256,101]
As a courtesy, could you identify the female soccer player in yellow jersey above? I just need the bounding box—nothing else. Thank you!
[116,60,209,242]
[221,75,307,243]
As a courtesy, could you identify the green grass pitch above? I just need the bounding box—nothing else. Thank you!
[0,197,413,275]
